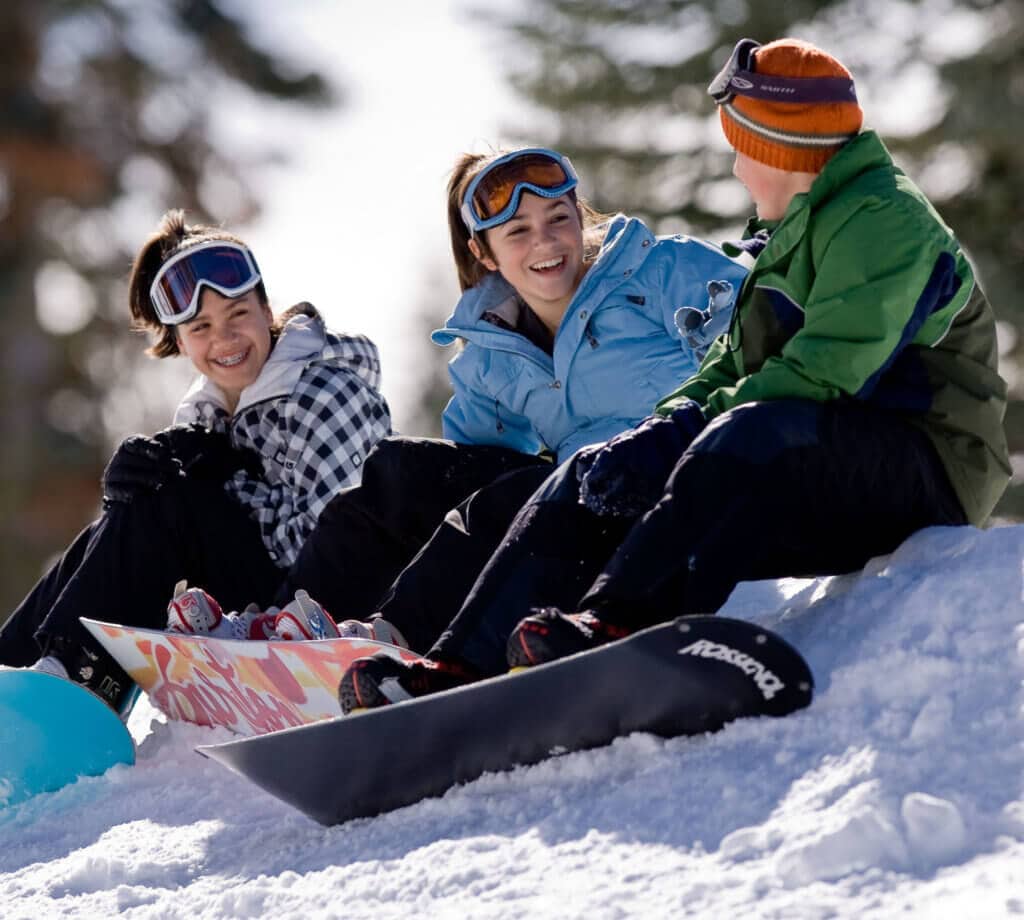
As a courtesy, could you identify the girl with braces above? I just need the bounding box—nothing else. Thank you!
[0,210,391,713]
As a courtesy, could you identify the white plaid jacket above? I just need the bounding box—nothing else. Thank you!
[174,303,391,566]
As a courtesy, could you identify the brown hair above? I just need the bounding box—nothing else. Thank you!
[446,150,610,293]
[128,209,272,358]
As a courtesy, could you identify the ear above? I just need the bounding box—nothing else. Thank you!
[468,237,498,273]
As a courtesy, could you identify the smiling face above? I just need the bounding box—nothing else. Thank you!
[175,287,274,412]
[472,192,587,335]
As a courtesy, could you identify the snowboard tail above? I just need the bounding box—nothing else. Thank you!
[199,615,813,826]
[81,619,420,737]
[0,669,135,808]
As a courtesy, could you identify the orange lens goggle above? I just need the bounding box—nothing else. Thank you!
[460,148,578,233]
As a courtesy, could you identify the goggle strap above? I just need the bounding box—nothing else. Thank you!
[709,38,857,106]
[460,200,476,234]
[727,70,857,104]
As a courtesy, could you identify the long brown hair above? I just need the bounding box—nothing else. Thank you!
[446,149,610,293]
[128,209,272,358]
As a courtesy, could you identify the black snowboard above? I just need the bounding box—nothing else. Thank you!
[197,615,813,826]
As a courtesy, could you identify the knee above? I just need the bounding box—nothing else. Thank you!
[361,435,413,476]
[690,399,823,464]
[352,436,433,500]
[466,465,552,522]
[109,475,202,524]
[532,456,584,504]
[315,438,417,523]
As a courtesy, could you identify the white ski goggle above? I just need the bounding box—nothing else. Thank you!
[150,240,262,326]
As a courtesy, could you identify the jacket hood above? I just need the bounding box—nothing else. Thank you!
[174,302,382,421]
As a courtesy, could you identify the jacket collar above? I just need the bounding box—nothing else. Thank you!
[176,303,328,417]
[806,130,892,207]
[755,131,892,267]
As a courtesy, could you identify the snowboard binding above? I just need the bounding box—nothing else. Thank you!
[41,634,139,719]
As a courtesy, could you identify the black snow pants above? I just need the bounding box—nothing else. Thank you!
[0,476,283,697]
[276,436,551,651]
[430,399,968,675]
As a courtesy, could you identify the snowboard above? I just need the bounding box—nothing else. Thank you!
[80,619,420,737]
[198,615,813,826]
[0,668,135,808]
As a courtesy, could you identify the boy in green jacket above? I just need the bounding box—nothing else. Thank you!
[337,38,1011,706]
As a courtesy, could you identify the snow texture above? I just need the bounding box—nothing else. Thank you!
[1,524,1022,918]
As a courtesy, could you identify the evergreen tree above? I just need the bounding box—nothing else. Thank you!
[0,1,334,617]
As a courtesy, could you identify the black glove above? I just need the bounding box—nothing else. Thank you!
[154,423,263,482]
[102,435,182,506]
[578,400,707,517]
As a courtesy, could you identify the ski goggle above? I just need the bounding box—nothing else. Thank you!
[149,240,262,325]
[708,39,857,106]
[460,148,579,234]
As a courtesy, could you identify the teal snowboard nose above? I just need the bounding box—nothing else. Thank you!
[0,668,135,807]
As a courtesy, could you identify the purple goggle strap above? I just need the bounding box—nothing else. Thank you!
[727,70,856,103]
[710,38,857,105]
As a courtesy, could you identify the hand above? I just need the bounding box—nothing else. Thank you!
[154,423,263,482]
[578,400,706,517]
[675,279,737,360]
[573,441,605,484]
[102,435,181,506]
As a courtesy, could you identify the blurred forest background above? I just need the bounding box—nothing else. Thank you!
[1,0,1021,623]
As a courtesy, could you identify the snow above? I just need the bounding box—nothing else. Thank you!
[2,524,1022,918]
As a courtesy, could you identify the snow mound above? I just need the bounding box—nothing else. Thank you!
[1,524,1021,918]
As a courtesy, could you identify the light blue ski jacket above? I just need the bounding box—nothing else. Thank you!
[431,215,749,462]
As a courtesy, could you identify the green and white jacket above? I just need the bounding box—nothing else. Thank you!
[657,130,1010,525]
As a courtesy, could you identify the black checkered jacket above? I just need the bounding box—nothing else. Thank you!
[174,303,391,566]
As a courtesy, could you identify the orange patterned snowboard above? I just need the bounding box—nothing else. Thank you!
[81,618,419,737]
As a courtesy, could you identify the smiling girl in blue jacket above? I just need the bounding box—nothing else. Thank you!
[276,147,748,653]
[433,153,745,462]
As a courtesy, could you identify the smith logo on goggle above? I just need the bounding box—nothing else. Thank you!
[678,639,785,700]
[732,76,798,96]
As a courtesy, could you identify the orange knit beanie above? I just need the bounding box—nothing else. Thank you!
[716,39,863,173]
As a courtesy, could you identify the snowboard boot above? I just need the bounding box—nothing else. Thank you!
[337,652,475,714]
[166,579,228,634]
[39,636,140,720]
[166,580,331,641]
[273,590,340,641]
[506,608,632,669]
[167,580,276,640]
[336,615,409,649]
[31,655,69,680]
